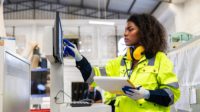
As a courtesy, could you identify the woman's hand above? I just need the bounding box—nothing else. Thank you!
[122,86,150,100]
[63,39,83,61]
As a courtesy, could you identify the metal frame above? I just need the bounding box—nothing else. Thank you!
[3,0,164,19]
[106,0,110,11]
[3,0,130,19]
[150,1,162,14]
[127,0,136,14]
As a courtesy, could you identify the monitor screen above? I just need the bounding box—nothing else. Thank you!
[53,12,63,64]
[71,82,88,101]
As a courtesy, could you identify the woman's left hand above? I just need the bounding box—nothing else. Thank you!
[122,86,150,100]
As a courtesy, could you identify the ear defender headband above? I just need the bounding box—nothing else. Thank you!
[127,46,145,60]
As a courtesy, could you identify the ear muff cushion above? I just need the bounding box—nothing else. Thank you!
[133,46,145,60]
[126,46,145,60]
[127,48,132,60]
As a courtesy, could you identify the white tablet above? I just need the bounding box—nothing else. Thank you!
[94,76,135,94]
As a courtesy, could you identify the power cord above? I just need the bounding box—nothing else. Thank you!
[54,89,71,105]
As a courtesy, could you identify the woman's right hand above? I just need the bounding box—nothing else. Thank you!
[63,39,83,61]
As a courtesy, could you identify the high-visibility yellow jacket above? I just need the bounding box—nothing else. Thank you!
[76,52,180,112]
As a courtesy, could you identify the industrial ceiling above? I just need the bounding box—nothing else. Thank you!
[3,0,169,19]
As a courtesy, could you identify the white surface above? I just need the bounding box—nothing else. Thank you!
[168,37,200,111]
[60,103,111,112]
[50,63,64,112]
[0,96,2,112]
[168,37,200,87]
[171,0,186,3]
[153,0,200,36]
[117,37,126,56]
[0,47,3,94]
[31,96,50,104]
[0,2,6,37]
[43,26,55,63]
[2,39,16,53]
[30,97,50,109]
[190,88,196,104]
[94,76,134,94]
[175,86,191,111]
[0,46,30,112]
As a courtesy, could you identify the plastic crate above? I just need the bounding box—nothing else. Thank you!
[30,109,50,112]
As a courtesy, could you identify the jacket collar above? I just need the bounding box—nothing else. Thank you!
[122,54,147,64]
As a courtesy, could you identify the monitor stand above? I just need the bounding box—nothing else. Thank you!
[50,63,64,112]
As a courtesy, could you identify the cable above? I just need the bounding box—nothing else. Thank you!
[54,89,71,104]
[123,58,129,77]
[123,58,133,78]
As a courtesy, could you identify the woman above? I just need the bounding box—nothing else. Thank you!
[64,13,180,112]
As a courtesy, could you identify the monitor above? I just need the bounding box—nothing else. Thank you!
[71,82,89,101]
[53,12,63,64]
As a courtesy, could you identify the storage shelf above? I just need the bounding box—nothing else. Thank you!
[31,94,49,98]
[31,68,50,75]
[32,68,50,72]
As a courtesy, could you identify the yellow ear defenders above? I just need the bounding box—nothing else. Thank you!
[127,46,145,60]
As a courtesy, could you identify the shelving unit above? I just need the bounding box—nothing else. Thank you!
[31,68,50,74]
[31,68,50,96]
[30,68,51,110]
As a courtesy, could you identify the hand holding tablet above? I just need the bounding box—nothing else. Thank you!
[94,76,135,95]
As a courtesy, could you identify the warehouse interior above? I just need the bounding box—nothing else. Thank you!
[1,0,200,112]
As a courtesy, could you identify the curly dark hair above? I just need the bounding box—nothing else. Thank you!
[127,13,167,58]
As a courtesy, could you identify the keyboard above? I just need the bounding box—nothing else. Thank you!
[70,101,92,107]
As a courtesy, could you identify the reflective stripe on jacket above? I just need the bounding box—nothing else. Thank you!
[89,52,180,112]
